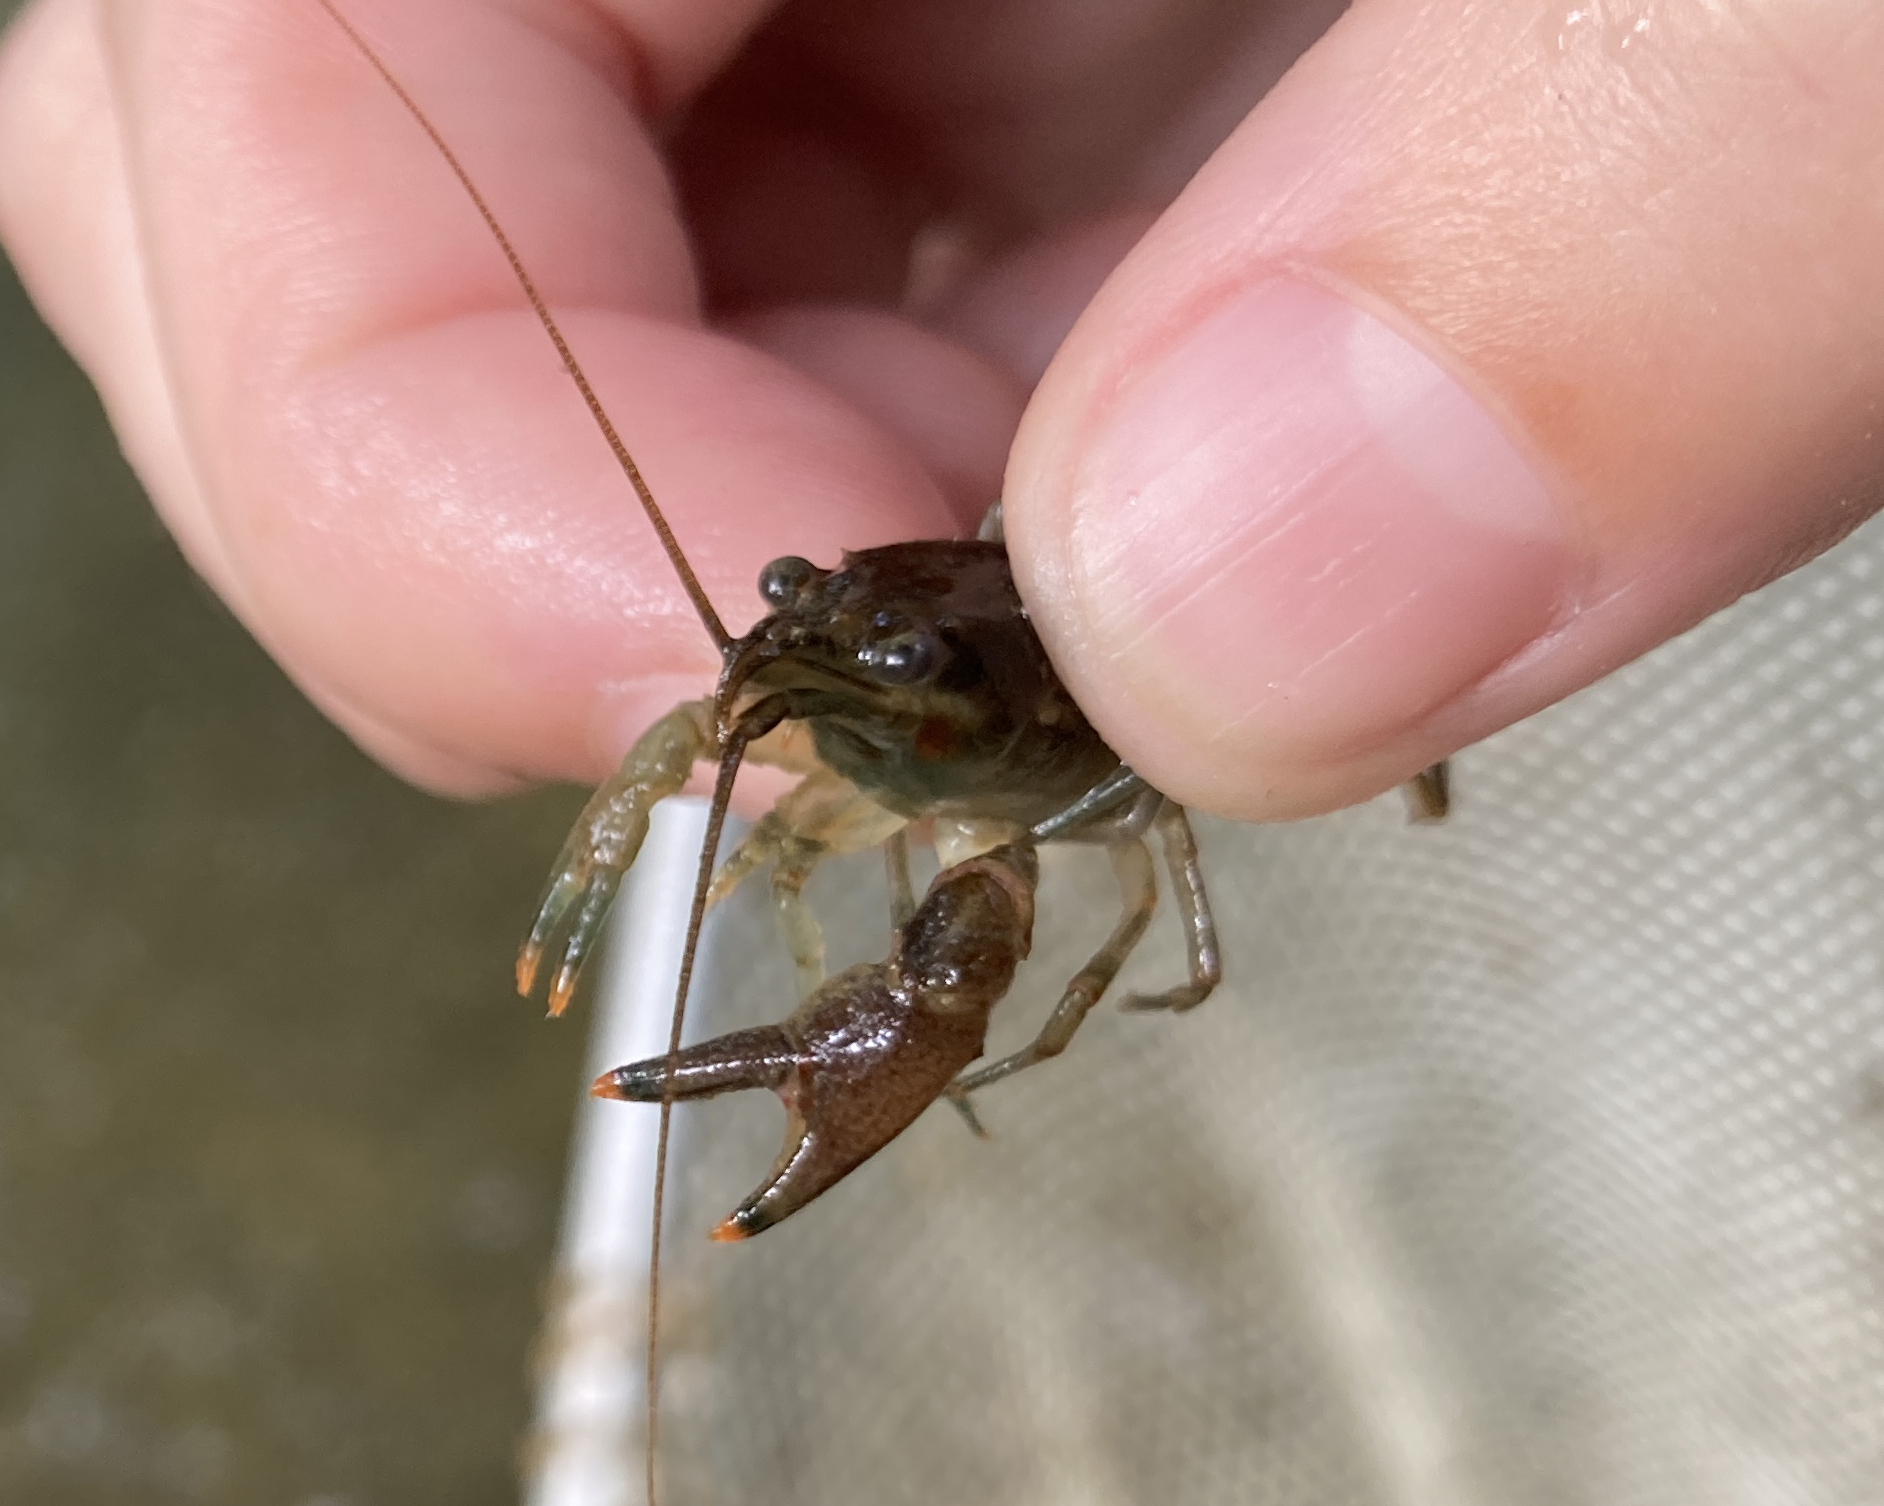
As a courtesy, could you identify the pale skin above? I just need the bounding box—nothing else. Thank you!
[1,0,1881,822]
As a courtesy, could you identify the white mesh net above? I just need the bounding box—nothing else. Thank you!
[553,518,1884,1506]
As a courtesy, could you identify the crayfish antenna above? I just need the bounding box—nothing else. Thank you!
[315,0,731,656]
[317,10,751,1503]
[633,737,748,1501]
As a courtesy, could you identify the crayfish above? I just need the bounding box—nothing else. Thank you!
[328,15,1228,1239]
[521,523,1226,1237]
[521,525,1446,1233]
[321,3,1448,1496]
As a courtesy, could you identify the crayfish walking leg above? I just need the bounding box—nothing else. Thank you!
[1121,802,1222,1014]
[942,801,1221,1122]
[704,764,909,997]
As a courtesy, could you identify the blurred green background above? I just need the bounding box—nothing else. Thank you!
[0,130,589,1506]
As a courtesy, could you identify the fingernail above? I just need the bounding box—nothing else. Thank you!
[1070,280,1569,762]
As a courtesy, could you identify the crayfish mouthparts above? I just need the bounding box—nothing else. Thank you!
[593,844,1038,1237]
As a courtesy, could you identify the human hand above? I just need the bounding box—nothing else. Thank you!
[2,0,1879,820]
[1007,0,1884,818]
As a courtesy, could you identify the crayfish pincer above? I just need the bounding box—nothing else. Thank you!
[595,843,1039,1238]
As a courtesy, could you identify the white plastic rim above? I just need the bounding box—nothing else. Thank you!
[524,798,723,1506]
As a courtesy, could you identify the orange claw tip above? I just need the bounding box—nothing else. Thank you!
[547,971,576,1019]
[707,1217,750,1244]
[589,1070,628,1100]
[514,947,540,998]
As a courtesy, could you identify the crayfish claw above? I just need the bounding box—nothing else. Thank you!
[554,873,625,1016]
[593,843,1039,1236]
[547,966,578,1020]
[517,701,717,1014]
[514,940,544,999]
[517,864,584,999]
[604,963,990,1237]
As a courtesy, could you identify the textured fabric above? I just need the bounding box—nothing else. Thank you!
[641,520,1884,1506]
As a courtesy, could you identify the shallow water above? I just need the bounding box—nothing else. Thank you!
[0,223,589,1504]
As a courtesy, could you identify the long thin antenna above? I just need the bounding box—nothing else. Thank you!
[644,734,747,1502]
[319,10,746,1504]
[316,0,732,653]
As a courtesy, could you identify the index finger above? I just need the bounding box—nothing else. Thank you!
[18,0,963,787]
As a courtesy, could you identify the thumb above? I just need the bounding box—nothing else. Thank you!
[1007,0,1884,820]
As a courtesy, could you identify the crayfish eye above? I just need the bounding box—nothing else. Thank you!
[860,631,946,686]
[758,556,819,608]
